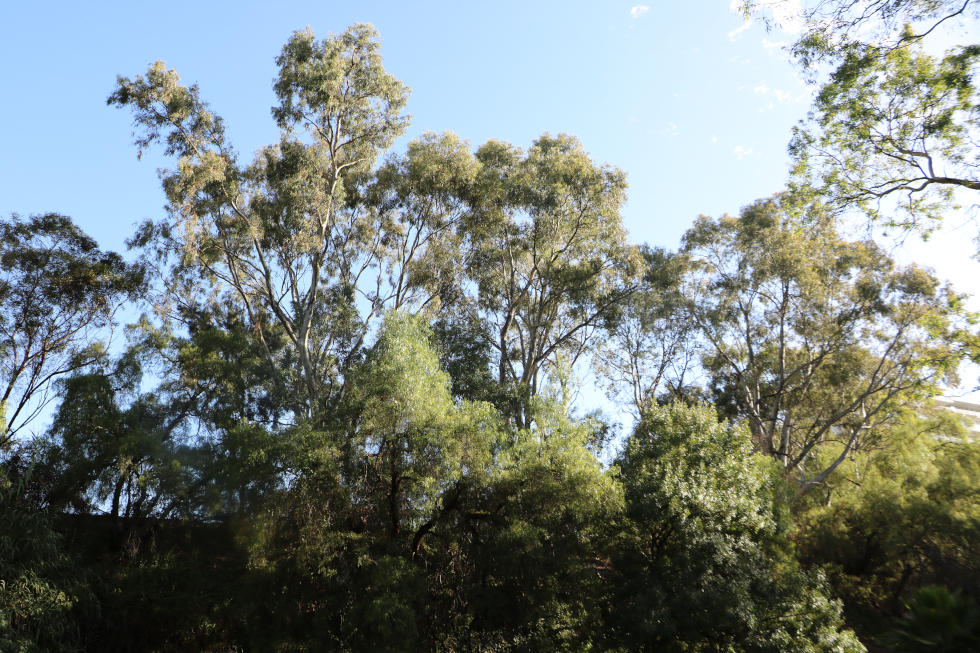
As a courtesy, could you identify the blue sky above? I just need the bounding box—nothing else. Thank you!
[2,1,978,407]
[2,1,816,254]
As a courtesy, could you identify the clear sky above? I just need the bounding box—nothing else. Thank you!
[0,2,827,249]
[2,1,978,388]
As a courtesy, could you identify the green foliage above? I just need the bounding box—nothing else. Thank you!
[430,306,503,405]
[0,464,90,652]
[680,195,973,488]
[790,41,980,233]
[348,312,493,540]
[607,402,863,652]
[885,585,980,652]
[12,21,980,652]
[744,0,980,242]
[0,214,145,446]
[795,407,980,641]
[42,349,196,524]
[463,406,622,650]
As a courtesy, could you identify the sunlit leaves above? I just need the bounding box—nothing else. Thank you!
[608,402,864,652]
[679,195,972,487]
[791,42,980,233]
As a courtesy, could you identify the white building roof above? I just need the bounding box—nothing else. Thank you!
[934,396,980,434]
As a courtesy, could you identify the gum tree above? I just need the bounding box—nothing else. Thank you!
[465,134,639,426]
[0,214,144,447]
[110,25,410,422]
[680,195,975,489]
[741,0,980,238]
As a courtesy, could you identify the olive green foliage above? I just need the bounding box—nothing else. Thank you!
[596,246,697,417]
[109,24,637,433]
[795,407,980,643]
[680,195,972,489]
[466,134,639,426]
[110,24,411,423]
[0,463,90,652]
[368,131,477,314]
[0,214,145,446]
[744,0,980,240]
[7,21,980,653]
[607,402,863,652]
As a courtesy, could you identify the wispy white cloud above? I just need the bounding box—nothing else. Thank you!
[752,82,798,112]
[772,88,792,103]
[630,5,650,19]
[728,20,752,41]
[663,121,680,137]
[761,38,786,51]
[711,135,719,143]
[733,145,754,159]
[754,83,797,105]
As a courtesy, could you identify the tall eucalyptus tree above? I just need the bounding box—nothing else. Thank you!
[680,195,975,489]
[111,25,410,422]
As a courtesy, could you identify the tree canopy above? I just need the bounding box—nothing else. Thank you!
[3,21,979,652]
[0,214,145,447]
[678,195,974,488]
[743,0,980,239]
